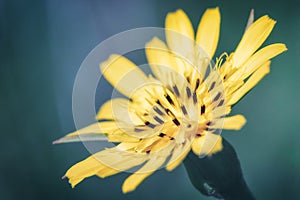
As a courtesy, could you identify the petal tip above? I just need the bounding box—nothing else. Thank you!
[100,54,120,72]
[240,115,247,127]
[122,182,134,194]
[263,15,276,25]
[209,142,223,155]
[145,37,162,48]
[52,137,63,145]
[174,9,185,15]
[282,44,288,51]
[207,7,220,12]
[165,163,177,172]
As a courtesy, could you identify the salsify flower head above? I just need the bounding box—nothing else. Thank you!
[54,8,286,193]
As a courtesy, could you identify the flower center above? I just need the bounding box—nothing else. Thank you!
[130,77,200,144]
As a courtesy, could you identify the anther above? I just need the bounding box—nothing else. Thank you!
[213,92,221,102]
[201,105,206,115]
[195,78,200,91]
[172,118,180,126]
[206,121,213,126]
[134,127,144,132]
[158,133,166,137]
[154,116,164,124]
[153,106,164,116]
[181,105,188,115]
[173,85,180,97]
[217,99,224,107]
[193,93,197,104]
[186,87,192,98]
[186,76,190,83]
[209,81,216,92]
[165,94,174,105]
[145,121,156,129]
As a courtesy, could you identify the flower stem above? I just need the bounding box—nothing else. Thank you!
[183,138,255,200]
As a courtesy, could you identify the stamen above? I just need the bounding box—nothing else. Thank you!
[193,93,197,104]
[156,100,162,107]
[165,108,172,116]
[217,99,224,107]
[206,121,213,126]
[210,129,221,134]
[134,127,145,132]
[206,128,216,132]
[173,85,180,97]
[153,106,164,116]
[186,87,191,98]
[181,105,188,115]
[195,78,200,91]
[209,81,216,92]
[201,105,206,115]
[196,133,202,137]
[165,94,174,105]
[172,118,180,126]
[158,133,166,137]
[153,116,164,124]
[213,92,221,102]
[145,98,153,106]
[146,150,151,154]
[186,76,190,83]
[145,121,156,129]
[216,52,228,69]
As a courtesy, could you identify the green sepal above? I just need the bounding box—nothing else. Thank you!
[183,138,255,200]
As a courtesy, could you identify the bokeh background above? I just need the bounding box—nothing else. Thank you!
[1,0,299,199]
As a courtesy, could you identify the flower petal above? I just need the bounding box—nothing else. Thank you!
[165,140,191,171]
[245,9,254,31]
[96,98,143,126]
[122,143,174,193]
[53,122,141,144]
[196,7,221,58]
[145,37,182,77]
[96,98,128,120]
[96,167,120,179]
[207,115,246,130]
[228,60,271,105]
[96,149,147,177]
[191,133,222,156]
[211,106,231,119]
[223,115,246,130]
[232,15,276,68]
[53,123,109,144]
[66,152,107,188]
[122,156,165,193]
[100,54,149,97]
[229,43,287,81]
[53,133,106,144]
[165,9,194,59]
[191,137,204,155]
[66,148,148,188]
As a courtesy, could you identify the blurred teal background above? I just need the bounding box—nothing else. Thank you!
[1,0,299,199]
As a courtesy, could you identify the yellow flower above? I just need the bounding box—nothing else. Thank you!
[54,8,287,193]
